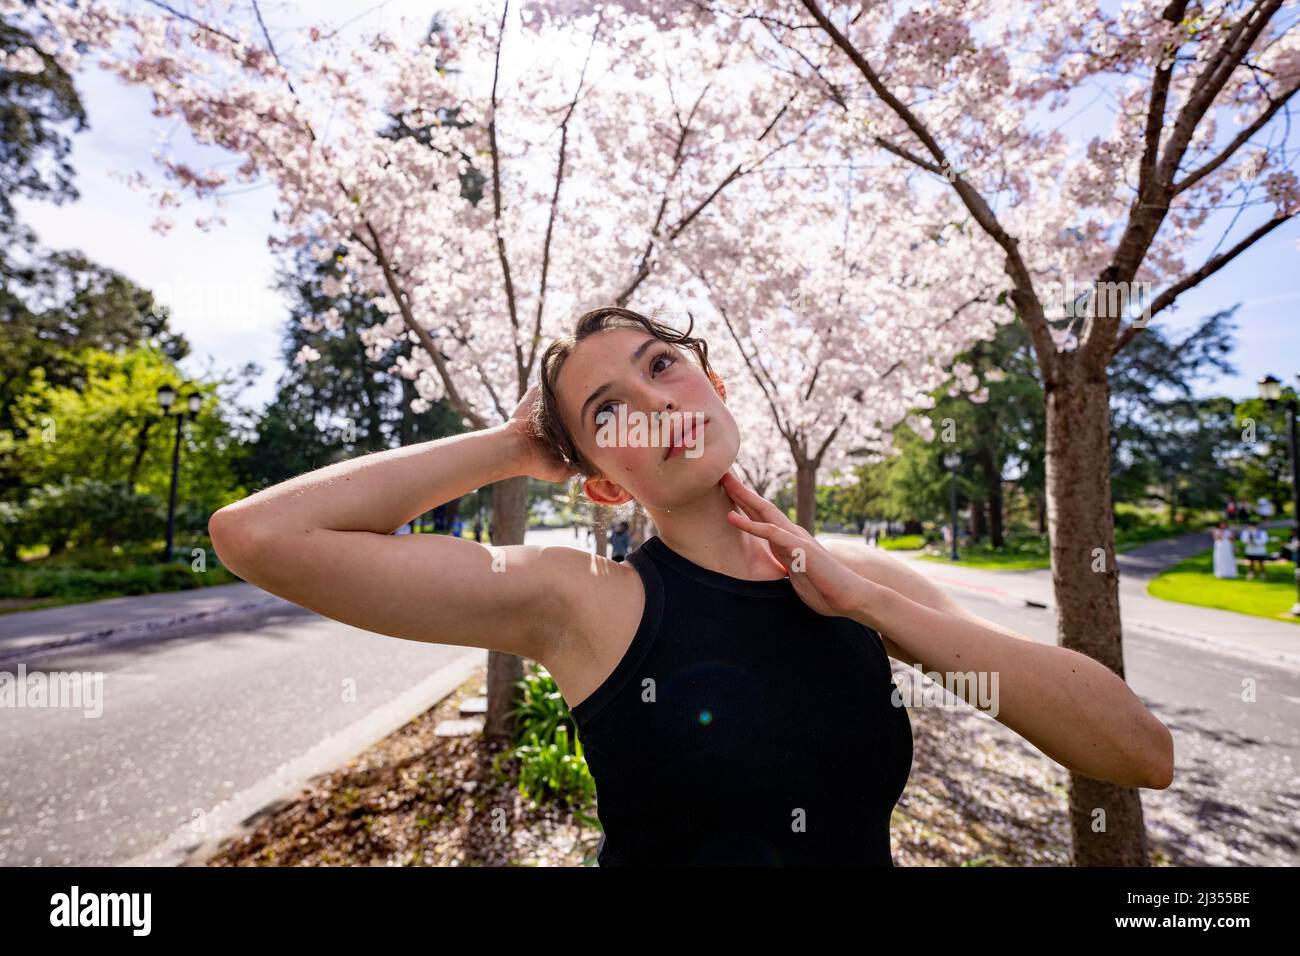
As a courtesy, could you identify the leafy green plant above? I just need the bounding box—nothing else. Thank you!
[491,661,597,812]
[0,548,238,610]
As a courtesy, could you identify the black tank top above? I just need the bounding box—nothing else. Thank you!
[567,534,913,866]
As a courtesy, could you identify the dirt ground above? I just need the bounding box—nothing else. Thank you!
[206,663,1185,867]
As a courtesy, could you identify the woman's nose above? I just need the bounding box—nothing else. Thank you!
[630,380,674,414]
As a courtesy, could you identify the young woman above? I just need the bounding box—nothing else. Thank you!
[209,306,1175,866]
[1212,522,1238,579]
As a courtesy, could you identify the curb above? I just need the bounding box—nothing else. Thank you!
[121,649,487,868]
[921,567,1300,672]
[0,595,302,666]
[1124,618,1300,672]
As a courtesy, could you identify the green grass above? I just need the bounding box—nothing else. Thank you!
[918,535,1052,569]
[913,521,1220,571]
[877,534,926,551]
[1147,530,1300,624]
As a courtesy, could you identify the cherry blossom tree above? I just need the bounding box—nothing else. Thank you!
[17,0,842,735]
[670,152,1008,530]
[526,0,1300,866]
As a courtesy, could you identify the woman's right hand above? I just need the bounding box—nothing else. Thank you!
[502,381,581,484]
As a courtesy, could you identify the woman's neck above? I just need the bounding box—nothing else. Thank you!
[643,479,788,581]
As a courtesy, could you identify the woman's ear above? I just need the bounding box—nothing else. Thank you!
[583,476,634,506]
[709,371,727,402]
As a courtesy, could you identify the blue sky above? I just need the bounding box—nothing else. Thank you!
[13,1,1298,417]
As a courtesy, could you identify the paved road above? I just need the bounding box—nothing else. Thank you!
[0,582,289,662]
[0,603,483,866]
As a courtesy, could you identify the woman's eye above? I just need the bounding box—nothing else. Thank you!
[592,350,676,428]
[651,350,676,374]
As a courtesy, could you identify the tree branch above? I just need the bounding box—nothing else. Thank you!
[798,0,1058,381]
[1110,212,1294,357]
[1173,85,1299,195]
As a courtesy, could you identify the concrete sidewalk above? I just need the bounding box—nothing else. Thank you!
[820,529,1300,670]
[0,582,294,664]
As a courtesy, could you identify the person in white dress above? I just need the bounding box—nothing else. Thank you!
[1211,522,1238,579]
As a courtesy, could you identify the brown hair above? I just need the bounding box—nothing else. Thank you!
[530,306,722,479]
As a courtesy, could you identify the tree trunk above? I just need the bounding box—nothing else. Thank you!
[794,461,817,533]
[968,497,986,541]
[127,419,155,489]
[1045,358,1147,866]
[592,506,610,558]
[976,444,1004,548]
[484,474,529,741]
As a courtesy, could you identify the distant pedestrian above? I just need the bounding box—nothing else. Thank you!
[451,516,464,537]
[1225,499,1237,521]
[473,517,483,542]
[1211,522,1237,579]
[1241,520,1269,579]
[1256,496,1275,520]
[609,519,631,562]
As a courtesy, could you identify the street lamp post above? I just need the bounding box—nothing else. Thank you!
[157,385,203,562]
[943,451,962,561]
[1257,374,1300,616]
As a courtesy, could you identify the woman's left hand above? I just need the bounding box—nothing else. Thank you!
[720,471,877,618]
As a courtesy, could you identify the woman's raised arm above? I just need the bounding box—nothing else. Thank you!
[208,390,585,661]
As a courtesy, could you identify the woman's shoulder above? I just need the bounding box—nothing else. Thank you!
[531,544,651,713]
[523,543,646,629]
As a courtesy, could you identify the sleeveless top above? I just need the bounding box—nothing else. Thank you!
[567,534,913,866]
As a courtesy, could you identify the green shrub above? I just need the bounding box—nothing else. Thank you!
[491,661,597,814]
[0,561,236,601]
[0,477,166,556]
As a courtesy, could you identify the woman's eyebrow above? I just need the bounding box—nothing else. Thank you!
[579,336,661,424]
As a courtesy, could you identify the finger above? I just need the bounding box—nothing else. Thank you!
[722,470,800,538]
[722,480,765,524]
[720,472,772,524]
[726,512,798,575]
[717,476,764,528]
[727,510,810,559]
[721,472,802,535]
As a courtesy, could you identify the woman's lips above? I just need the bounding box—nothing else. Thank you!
[665,416,707,460]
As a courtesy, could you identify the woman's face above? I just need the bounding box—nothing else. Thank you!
[554,326,738,511]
